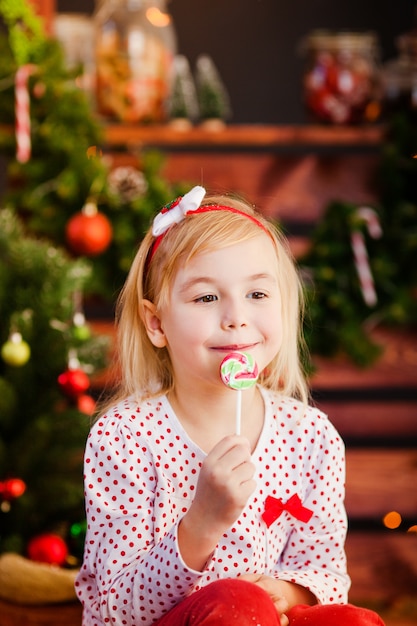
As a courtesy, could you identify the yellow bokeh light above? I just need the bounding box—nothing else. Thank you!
[407,525,417,533]
[146,7,171,27]
[383,510,402,529]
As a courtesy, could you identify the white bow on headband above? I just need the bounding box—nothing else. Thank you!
[152,186,207,237]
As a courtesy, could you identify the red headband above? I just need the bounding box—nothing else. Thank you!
[143,186,272,279]
[147,204,270,269]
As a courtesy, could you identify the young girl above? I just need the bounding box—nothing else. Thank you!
[75,186,385,626]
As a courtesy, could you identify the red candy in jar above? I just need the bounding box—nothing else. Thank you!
[301,31,381,124]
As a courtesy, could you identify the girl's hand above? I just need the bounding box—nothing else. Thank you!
[238,574,289,626]
[194,434,256,530]
[178,435,256,570]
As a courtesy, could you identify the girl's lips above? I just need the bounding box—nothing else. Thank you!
[212,344,257,352]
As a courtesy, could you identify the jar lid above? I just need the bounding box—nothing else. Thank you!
[397,32,417,61]
[303,30,378,53]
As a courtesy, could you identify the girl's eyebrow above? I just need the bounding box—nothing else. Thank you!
[179,272,276,294]
[250,272,276,282]
[178,276,215,294]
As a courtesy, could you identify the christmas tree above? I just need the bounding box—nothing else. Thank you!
[0,207,108,561]
[376,109,417,324]
[195,54,231,124]
[0,1,186,565]
[0,0,186,302]
[300,200,385,366]
[300,109,417,366]
[168,54,199,126]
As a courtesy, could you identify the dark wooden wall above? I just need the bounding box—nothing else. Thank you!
[56,0,416,123]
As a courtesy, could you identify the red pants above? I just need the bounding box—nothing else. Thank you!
[155,579,385,625]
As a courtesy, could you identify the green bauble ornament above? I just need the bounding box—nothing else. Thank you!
[1,333,31,367]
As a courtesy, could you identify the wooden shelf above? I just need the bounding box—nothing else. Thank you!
[0,123,385,150]
[100,123,383,223]
[103,123,385,150]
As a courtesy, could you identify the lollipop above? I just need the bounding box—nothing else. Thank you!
[220,351,259,435]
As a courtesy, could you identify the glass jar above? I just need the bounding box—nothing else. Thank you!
[301,31,381,124]
[53,14,95,94]
[94,0,176,123]
[382,31,417,117]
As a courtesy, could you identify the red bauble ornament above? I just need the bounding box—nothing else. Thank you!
[58,367,90,399]
[65,201,112,257]
[77,393,96,416]
[27,533,69,566]
[0,477,26,500]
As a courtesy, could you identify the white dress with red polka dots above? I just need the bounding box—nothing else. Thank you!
[75,388,350,625]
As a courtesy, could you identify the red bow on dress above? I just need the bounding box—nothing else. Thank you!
[262,494,313,528]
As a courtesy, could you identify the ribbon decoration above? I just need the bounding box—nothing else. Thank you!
[152,185,206,236]
[15,64,36,163]
[147,184,273,269]
[262,494,313,528]
[351,207,382,307]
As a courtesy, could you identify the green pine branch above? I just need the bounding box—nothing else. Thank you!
[0,208,108,556]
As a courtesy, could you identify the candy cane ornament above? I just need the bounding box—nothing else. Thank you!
[220,351,259,435]
[351,207,382,307]
[15,65,36,163]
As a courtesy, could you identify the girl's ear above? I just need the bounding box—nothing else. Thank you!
[141,300,167,348]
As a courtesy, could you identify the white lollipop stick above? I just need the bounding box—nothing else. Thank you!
[235,389,242,435]
[219,351,258,435]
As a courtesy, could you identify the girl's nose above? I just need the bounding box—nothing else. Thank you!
[221,302,248,329]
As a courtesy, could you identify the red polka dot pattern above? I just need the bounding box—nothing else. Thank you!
[75,389,350,625]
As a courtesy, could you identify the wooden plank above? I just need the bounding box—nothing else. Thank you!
[381,613,417,626]
[102,149,380,228]
[103,123,384,149]
[159,151,380,224]
[0,123,384,150]
[346,531,417,612]
[380,611,417,626]
[311,327,417,391]
[315,400,417,439]
[345,449,417,519]
[0,599,82,626]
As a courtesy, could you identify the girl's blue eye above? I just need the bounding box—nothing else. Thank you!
[195,294,218,303]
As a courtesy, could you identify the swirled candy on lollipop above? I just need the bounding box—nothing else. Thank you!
[220,351,258,434]
[220,351,259,390]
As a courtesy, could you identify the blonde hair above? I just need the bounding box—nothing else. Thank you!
[99,193,309,414]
